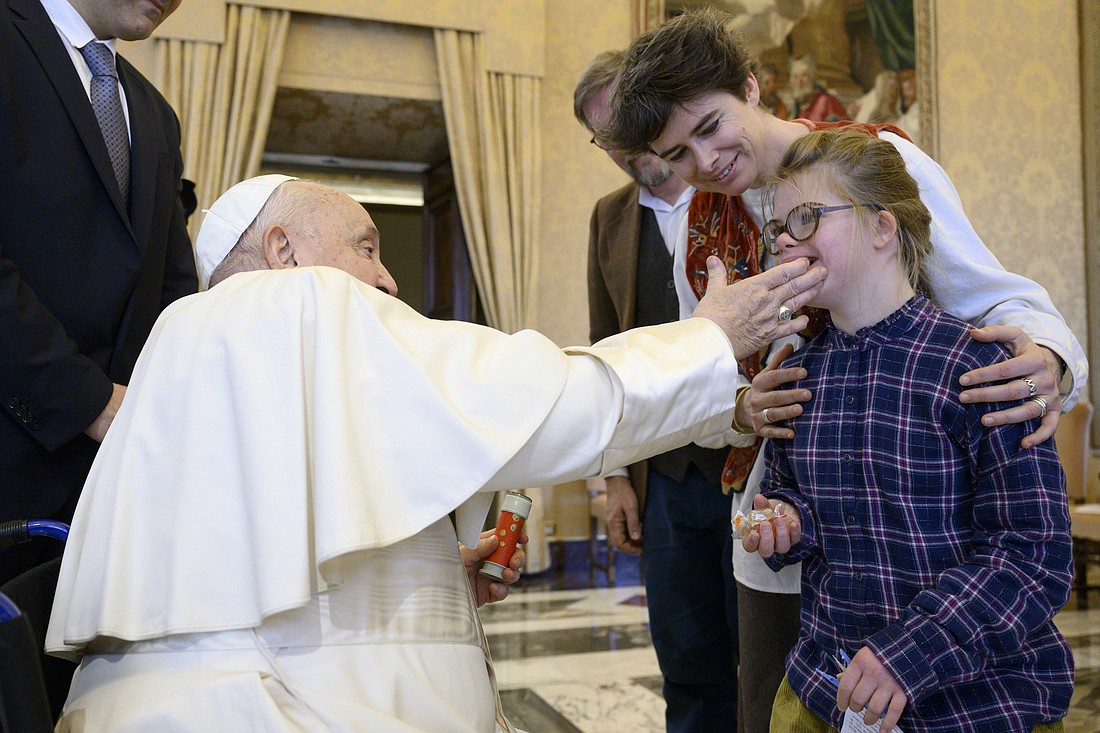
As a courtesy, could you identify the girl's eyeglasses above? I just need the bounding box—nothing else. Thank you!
[760,202,885,255]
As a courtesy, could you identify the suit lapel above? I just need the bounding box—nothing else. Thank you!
[119,60,152,251]
[604,187,642,331]
[10,0,133,232]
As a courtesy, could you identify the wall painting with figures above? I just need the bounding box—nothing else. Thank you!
[669,0,928,150]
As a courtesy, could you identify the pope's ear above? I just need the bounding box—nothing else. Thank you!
[261,225,296,270]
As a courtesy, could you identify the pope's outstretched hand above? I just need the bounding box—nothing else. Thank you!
[693,256,827,361]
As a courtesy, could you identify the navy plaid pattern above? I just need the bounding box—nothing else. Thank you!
[762,294,1073,732]
[80,42,129,203]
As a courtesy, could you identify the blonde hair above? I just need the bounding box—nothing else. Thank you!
[772,128,934,298]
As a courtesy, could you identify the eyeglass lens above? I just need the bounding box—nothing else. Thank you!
[787,204,820,239]
[762,203,824,253]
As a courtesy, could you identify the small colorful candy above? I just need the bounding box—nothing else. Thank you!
[731,503,785,539]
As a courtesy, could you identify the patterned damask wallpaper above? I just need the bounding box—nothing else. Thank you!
[934,0,1088,358]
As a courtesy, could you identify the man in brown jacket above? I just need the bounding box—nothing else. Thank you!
[574,51,739,732]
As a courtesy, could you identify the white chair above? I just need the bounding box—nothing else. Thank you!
[1057,402,1099,609]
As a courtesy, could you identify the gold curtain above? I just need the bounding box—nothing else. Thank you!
[152,4,290,243]
[433,29,541,334]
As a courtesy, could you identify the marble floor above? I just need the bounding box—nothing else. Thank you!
[483,541,1100,733]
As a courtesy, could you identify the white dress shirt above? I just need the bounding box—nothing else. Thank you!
[40,0,132,138]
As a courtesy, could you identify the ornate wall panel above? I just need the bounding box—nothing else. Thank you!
[934,0,1087,359]
[535,1,636,348]
[1082,0,1099,427]
[278,16,440,100]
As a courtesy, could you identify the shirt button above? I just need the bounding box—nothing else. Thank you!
[7,398,19,410]
[667,280,675,290]
[843,453,853,462]
[846,515,856,525]
[845,395,854,405]
[855,571,864,580]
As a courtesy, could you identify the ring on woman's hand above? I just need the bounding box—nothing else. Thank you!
[1023,378,1037,398]
[1031,396,1048,418]
[761,407,774,424]
[777,305,793,322]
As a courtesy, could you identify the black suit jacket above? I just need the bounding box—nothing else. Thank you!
[0,0,198,522]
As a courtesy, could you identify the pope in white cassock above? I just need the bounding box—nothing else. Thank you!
[45,175,827,732]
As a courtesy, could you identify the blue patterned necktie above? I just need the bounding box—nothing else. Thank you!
[79,42,130,203]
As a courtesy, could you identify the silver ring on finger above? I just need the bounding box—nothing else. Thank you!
[1023,378,1037,398]
[1031,396,1048,418]
[777,305,794,322]
[761,407,774,424]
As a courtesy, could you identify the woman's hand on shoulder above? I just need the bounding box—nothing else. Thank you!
[959,326,1062,448]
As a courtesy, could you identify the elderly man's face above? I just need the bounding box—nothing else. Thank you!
[898,70,917,107]
[291,184,399,296]
[790,65,814,103]
[759,70,778,98]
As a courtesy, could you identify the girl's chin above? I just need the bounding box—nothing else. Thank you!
[804,294,831,313]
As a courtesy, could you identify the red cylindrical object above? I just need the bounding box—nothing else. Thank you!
[479,491,533,581]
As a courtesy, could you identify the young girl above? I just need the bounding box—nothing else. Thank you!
[743,129,1073,733]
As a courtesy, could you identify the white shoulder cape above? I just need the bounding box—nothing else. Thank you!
[48,268,571,654]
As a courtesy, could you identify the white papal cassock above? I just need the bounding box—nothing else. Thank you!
[46,266,739,732]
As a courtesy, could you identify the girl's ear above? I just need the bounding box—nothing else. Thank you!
[871,208,899,250]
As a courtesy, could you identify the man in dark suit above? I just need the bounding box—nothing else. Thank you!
[0,0,197,581]
[575,51,739,732]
